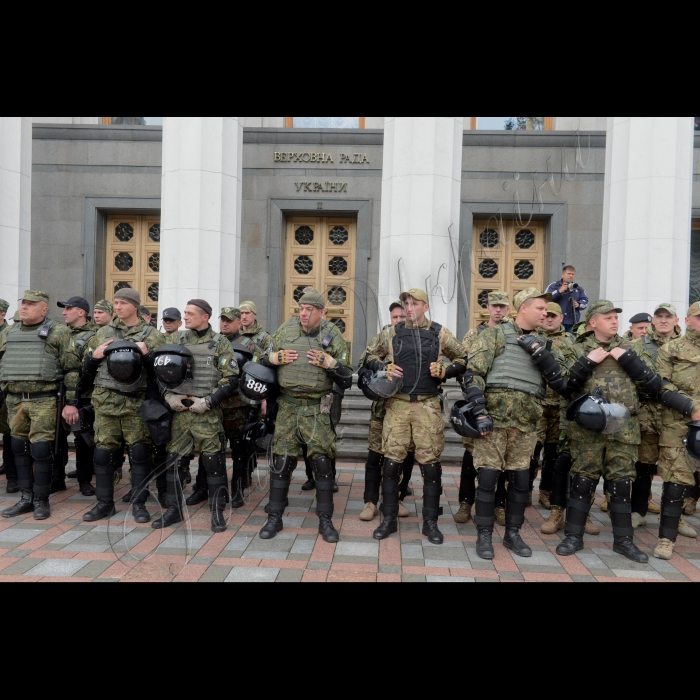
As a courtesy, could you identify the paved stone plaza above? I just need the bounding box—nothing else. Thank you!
[1,459,699,583]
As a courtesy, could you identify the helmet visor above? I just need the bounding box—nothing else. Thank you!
[370,372,404,399]
[601,404,632,435]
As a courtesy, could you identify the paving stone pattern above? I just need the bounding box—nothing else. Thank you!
[1,458,699,583]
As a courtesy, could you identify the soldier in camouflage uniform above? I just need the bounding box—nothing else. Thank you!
[625,313,653,341]
[93,300,114,329]
[81,288,166,524]
[364,289,468,546]
[455,292,510,526]
[556,301,674,563]
[156,299,239,533]
[467,289,568,560]
[257,289,353,543]
[0,291,82,521]
[0,299,17,493]
[652,302,700,559]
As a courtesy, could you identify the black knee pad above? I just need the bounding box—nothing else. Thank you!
[553,452,572,475]
[272,456,297,477]
[11,438,31,458]
[314,456,333,479]
[128,443,151,465]
[31,441,53,462]
[366,451,383,471]
[609,479,632,501]
[421,462,442,484]
[508,469,530,493]
[383,459,402,480]
[477,468,500,492]
[94,448,115,470]
[662,483,686,513]
[571,475,596,500]
[202,453,226,478]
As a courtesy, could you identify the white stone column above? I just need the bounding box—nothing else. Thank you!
[601,117,695,321]
[160,117,243,319]
[379,117,463,329]
[0,117,32,307]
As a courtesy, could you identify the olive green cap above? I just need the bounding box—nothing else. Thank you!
[20,290,49,304]
[488,292,509,306]
[400,289,429,304]
[114,288,141,308]
[547,302,563,316]
[220,307,241,321]
[586,300,623,322]
[0,299,9,313]
[239,301,258,315]
[298,288,326,309]
[688,302,700,317]
[513,288,552,312]
[94,300,114,316]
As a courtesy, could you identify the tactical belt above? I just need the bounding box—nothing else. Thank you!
[394,393,436,403]
[107,389,146,399]
[8,391,58,401]
[279,395,322,408]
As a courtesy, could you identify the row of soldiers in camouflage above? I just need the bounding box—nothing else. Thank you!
[356,288,700,563]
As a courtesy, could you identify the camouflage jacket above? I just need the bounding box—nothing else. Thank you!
[359,326,392,421]
[70,321,100,401]
[563,332,654,446]
[0,321,8,342]
[468,321,564,433]
[221,332,246,411]
[239,322,273,359]
[0,320,82,403]
[540,326,574,406]
[657,328,700,448]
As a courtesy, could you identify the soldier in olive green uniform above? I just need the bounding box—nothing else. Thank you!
[467,289,568,560]
[653,302,700,559]
[0,291,82,521]
[0,299,17,492]
[556,301,673,563]
[364,289,468,546]
[157,299,239,533]
[258,289,353,544]
[81,289,166,524]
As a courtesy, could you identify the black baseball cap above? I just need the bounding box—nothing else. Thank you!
[162,307,182,321]
[57,297,90,314]
[629,313,652,325]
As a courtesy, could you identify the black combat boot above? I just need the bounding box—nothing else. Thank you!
[260,457,294,540]
[3,491,34,518]
[204,453,228,534]
[609,479,648,563]
[84,449,119,522]
[153,455,187,530]
[557,475,595,556]
[31,442,53,522]
[374,459,402,541]
[421,463,445,545]
[474,468,499,560]
[503,470,532,558]
[128,445,153,524]
[315,457,339,543]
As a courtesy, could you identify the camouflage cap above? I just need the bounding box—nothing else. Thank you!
[12,311,21,323]
[20,290,49,304]
[298,288,326,309]
[389,300,404,312]
[94,300,114,315]
[400,289,429,305]
[586,300,623,322]
[547,302,563,316]
[688,302,700,317]
[488,292,509,306]
[654,303,678,318]
[220,307,241,321]
[239,301,258,315]
[0,299,9,313]
[513,288,552,312]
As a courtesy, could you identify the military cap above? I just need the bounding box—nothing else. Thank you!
[94,300,114,316]
[629,313,652,325]
[586,300,623,322]
[654,303,678,318]
[547,302,563,316]
[400,289,429,305]
[187,299,213,318]
[239,301,258,315]
[513,288,552,312]
[389,301,404,312]
[162,307,182,321]
[57,296,90,314]
[0,299,9,313]
[488,292,510,306]
[12,311,21,323]
[114,288,141,308]
[298,288,326,309]
[220,307,241,321]
[139,306,152,318]
[20,290,49,304]
[688,302,700,317]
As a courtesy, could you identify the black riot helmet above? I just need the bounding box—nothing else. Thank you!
[685,422,700,471]
[231,343,254,371]
[240,361,278,404]
[358,368,403,402]
[449,400,483,440]
[566,389,631,435]
[152,344,194,390]
[104,341,144,385]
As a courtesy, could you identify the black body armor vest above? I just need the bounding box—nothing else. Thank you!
[392,322,442,396]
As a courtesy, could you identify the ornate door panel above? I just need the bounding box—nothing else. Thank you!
[470,220,546,329]
[285,216,356,347]
[106,216,161,316]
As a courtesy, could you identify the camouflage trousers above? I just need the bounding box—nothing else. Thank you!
[382,396,444,465]
[639,431,660,465]
[473,428,538,472]
[537,403,562,445]
[6,396,57,444]
[273,398,336,461]
[462,438,474,455]
[0,401,9,435]
[570,438,638,481]
[371,417,415,455]
[167,408,225,457]
[658,447,696,488]
[223,407,254,442]
[92,388,151,451]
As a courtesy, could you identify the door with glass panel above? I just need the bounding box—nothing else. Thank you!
[285,217,356,347]
[469,220,546,329]
[105,215,161,317]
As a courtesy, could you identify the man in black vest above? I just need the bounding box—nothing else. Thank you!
[364,289,468,545]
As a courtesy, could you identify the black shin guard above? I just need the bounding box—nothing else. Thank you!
[12,438,33,493]
[529,443,542,492]
[565,475,595,536]
[632,463,653,516]
[314,457,335,516]
[128,444,154,505]
[475,468,500,530]
[195,457,208,492]
[3,433,17,482]
[269,456,295,513]
[608,479,634,539]
[164,454,189,508]
[550,452,572,509]
[459,450,477,505]
[399,453,415,502]
[31,442,54,499]
[380,459,402,517]
[495,471,507,508]
[363,450,383,505]
[93,448,117,504]
[420,463,443,521]
[540,443,558,493]
[75,436,95,485]
[231,458,248,499]
[660,482,686,542]
[506,470,530,529]
[203,453,228,509]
